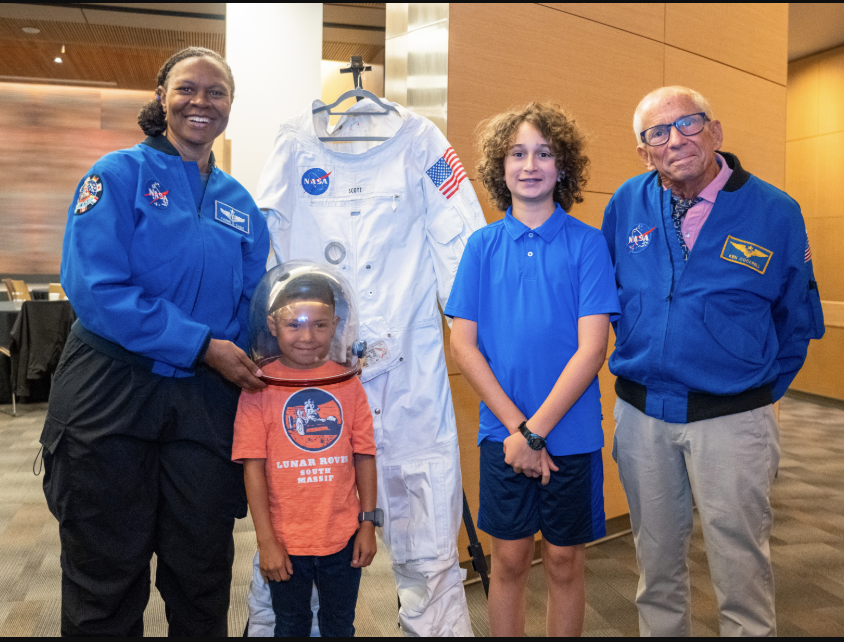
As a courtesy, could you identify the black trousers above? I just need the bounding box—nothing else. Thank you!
[40,332,247,637]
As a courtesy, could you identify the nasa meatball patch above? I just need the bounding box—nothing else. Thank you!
[74,175,103,214]
[627,223,657,254]
[283,388,343,453]
[300,167,331,196]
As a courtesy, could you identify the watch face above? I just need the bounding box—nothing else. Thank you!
[527,435,543,450]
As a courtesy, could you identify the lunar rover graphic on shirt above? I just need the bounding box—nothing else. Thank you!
[282,388,343,453]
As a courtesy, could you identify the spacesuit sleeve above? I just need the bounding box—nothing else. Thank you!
[771,227,825,400]
[255,126,299,263]
[61,166,210,369]
[419,129,487,316]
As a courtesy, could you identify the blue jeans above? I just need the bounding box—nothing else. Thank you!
[268,534,361,637]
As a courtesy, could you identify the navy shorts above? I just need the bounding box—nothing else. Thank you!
[477,439,606,547]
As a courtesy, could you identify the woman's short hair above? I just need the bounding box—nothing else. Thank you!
[137,47,234,137]
[476,102,589,213]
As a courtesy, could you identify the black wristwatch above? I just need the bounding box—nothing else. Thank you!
[518,421,546,451]
[358,508,384,527]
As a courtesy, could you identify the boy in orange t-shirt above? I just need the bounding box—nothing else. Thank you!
[233,273,377,637]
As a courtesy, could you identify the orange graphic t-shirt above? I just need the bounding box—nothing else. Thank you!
[232,360,376,556]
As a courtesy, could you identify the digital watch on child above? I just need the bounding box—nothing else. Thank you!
[518,421,546,451]
[358,508,384,527]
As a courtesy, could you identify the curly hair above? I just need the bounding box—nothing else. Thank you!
[476,102,589,213]
[137,47,234,137]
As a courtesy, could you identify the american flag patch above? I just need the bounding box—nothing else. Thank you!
[426,147,467,199]
[805,235,812,263]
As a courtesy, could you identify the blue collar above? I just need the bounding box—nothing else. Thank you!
[503,204,567,242]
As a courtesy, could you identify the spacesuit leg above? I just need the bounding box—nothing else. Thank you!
[379,440,474,636]
[246,550,276,637]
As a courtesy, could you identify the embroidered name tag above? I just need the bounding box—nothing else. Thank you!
[720,236,773,274]
[215,201,250,234]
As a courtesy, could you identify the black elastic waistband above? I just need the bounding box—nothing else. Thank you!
[71,320,156,371]
[615,377,774,423]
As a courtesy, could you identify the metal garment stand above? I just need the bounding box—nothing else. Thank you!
[339,55,371,99]
[462,490,490,597]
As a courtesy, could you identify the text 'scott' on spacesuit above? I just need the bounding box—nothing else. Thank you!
[248,99,487,636]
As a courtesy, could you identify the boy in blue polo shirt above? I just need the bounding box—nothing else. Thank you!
[445,103,620,637]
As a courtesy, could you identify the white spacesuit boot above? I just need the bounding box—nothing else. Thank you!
[248,97,487,637]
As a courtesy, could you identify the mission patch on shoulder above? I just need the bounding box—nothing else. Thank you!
[74,174,103,215]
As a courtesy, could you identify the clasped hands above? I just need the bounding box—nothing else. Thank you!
[503,430,558,486]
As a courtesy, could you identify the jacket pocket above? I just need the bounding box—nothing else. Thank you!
[382,458,447,564]
[614,292,641,349]
[703,301,766,365]
[807,282,825,339]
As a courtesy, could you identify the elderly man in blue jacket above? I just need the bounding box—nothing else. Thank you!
[601,86,825,637]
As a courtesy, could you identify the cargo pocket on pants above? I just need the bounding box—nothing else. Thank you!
[383,459,447,564]
[40,415,68,519]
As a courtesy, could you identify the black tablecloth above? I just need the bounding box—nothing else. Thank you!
[0,307,17,404]
[6,301,76,403]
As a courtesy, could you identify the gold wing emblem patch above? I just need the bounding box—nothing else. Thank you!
[721,236,773,274]
[730,242,769,259]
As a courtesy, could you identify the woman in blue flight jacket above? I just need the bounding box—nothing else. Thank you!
[39,47,269,636]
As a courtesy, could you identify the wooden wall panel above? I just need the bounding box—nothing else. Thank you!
[806,217,844,303]
[0,83,147,275]
[816,131,844,221]
[791,327,844,401]
[818,48,844,136]
[664,47,786,190]
[448,2,663,195]
[787,57,818,141]
[538,3,665,42]
[785,138,817,219]
[665,3,787,85]
[786,45,844,401]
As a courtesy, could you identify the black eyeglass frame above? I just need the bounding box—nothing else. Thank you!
[639,112,710,147]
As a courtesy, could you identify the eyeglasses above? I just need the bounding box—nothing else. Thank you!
[639,112,709,147]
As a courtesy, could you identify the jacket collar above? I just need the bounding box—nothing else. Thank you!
[503,203,567,242]
[142,135,216,168]
[718,152,749,192]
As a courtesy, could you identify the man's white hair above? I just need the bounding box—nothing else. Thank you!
[632,86,715,145]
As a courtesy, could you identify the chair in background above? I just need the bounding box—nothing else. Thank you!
[48,283,68,301]
[3,279,31,302]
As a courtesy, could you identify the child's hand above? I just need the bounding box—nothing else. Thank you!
[503,431,542,479]
[259,537,294,582]
[538,448,559,486]
[351,523,377,568]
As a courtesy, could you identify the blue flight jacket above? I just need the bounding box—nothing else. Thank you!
[601,152,825,423]
[61,135,270,377]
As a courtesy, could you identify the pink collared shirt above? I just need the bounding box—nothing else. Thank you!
[663,152,733,250]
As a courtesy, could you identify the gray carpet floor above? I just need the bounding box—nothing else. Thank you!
[0,393,842,636]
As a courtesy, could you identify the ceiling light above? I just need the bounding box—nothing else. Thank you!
[61,44,65,54]
[22,27,40,34]
[54,57,62,63]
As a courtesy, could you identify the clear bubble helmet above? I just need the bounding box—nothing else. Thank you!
[248,261,366,386]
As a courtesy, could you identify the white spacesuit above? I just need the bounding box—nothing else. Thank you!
[247,99,486,636]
